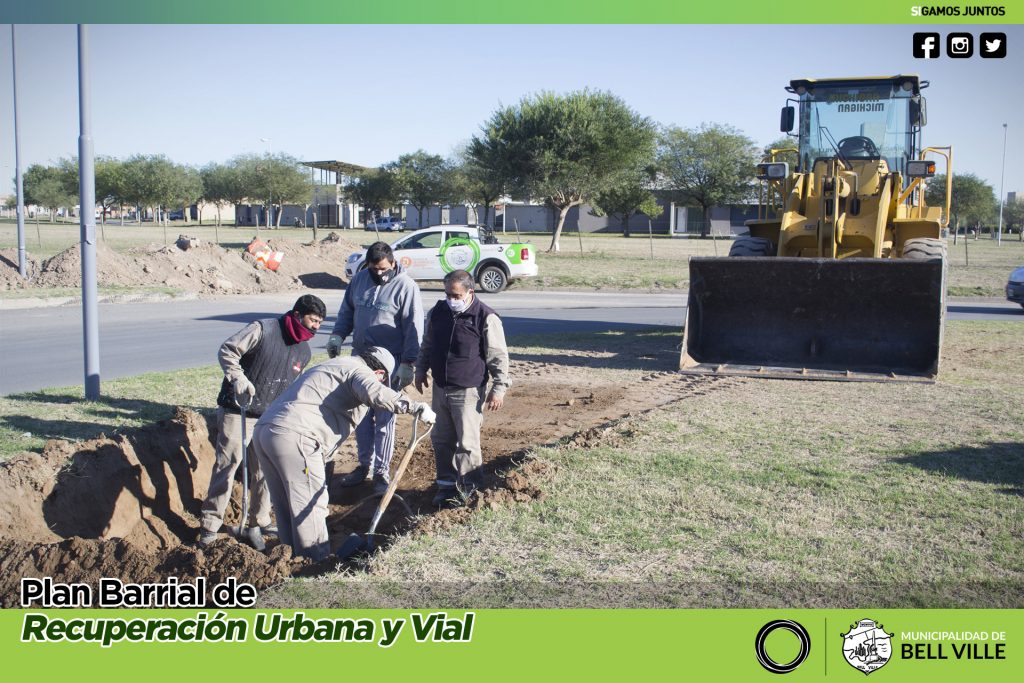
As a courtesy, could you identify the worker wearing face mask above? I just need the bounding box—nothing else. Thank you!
[414,269,510,508]
[326,241,424,495]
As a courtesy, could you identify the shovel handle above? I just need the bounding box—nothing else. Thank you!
[367,417,433,536]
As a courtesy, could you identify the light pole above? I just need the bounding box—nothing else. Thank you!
[261,137,272,229]
[997,123,1007,245]
[11,25,26,278]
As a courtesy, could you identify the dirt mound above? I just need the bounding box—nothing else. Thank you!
[11,232,363,296]
[0,248,40,290]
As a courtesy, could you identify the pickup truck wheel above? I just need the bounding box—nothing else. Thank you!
[476,265,507,293]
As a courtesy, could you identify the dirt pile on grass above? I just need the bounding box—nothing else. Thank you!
[0,248,40,290]
[0,407,313,606]
[8,232,363,295]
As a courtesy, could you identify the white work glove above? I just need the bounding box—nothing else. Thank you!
[395,363,415,389]
[233,377,256,408]
[326,334,343,358]
[413,402,436,425]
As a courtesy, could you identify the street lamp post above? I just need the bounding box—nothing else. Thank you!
[261,137,272,230]
[997,123,1007,245]
[11,26,26,278]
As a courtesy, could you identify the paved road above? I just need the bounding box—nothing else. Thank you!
[0,290,1019,395]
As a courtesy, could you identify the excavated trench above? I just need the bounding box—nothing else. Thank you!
[0,364,735,607]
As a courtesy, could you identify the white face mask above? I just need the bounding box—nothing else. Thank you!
[447,298,468,313]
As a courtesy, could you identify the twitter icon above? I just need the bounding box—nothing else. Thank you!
[980,32,1007,58]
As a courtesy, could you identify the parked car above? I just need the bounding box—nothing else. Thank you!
[365,217,405,232]
[1007,266,1024,309]
[168,209,185,221]
[345,225,537,293]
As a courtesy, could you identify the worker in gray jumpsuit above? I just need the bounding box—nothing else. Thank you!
[252,347,435,560]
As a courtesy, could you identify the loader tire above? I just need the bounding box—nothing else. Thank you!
[901,237,947,260]
[728,236,775,257]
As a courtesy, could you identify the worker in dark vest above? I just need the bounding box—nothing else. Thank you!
[415,269,510,508]
[199,294,326,550]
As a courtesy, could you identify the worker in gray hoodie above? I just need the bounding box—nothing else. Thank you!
[327,241,424,495]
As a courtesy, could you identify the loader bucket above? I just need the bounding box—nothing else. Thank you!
[680,257,946,382]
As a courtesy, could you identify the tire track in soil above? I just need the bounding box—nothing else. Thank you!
[0,360,738,606]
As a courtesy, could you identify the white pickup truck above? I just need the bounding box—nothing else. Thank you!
[344,224,538,293]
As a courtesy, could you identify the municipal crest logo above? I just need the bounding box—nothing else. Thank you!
[841,619,893,675]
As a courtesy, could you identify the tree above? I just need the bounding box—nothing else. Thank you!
[590,167,661,237]
[657,123,759,237]
[762,136,799,167]
[345,168,400,228]
[388,150,451,228]
[925,173,997,237]
[267,155,312,227]
[120,155,177,227]
[201,162,242,228]
[461,139,508,229]
[23,164,72,222]
[1003,197,1024,241]
[170,164,203,225]
[475,89,656,252]
[94,157,126,226]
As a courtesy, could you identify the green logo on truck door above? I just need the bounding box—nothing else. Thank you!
[439,237,481,273]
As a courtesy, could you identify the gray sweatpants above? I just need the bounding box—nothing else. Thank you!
[431,385,485,490]
[201,408,272,533]
[252,423,330,561]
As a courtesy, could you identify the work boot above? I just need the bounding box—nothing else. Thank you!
[432,486,459,508]
[244,527,267,552]
[372,472,390,496]
[338,464,370,487]
[198,529,219,546]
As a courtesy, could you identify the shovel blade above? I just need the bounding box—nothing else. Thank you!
[336,533,367,560]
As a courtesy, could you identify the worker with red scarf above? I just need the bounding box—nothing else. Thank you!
[199,294,326,550]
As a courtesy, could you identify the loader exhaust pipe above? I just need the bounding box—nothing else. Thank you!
[680,257,946,382]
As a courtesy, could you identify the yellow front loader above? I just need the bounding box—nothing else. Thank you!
[681,75,952,381]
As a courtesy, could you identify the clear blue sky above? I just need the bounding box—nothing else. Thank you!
[1,23,1021,196]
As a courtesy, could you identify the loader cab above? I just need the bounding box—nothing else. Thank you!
[783,76,926,180]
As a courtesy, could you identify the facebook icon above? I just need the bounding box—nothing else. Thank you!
[914,32,941,58]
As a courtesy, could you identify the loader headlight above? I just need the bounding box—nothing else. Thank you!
[757,162,789,180]
[906,160,936,178]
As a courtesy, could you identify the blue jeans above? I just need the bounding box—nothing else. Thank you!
[355,406,397,477]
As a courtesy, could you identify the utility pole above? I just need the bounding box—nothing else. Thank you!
[997,123,1007,245]
[78,25,100,400]
[11,26,26,278]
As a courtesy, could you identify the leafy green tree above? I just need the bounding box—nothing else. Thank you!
[925,173,997,237]
[345,168,400,229]
[23,164,72,222]
[120,154,177,225]
[657,123,759,237]
[268,155,313,227]
[761,136,799,167]
[94,157,127,225]
[200,163,240,227]
[460,139,508,229]
[388,150,452,228]
[1003,197,1024,241]
[590,167,661,237]
[475,89,656,252]
[169,165,203,224]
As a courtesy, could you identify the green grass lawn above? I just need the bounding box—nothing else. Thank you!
[261,321,1023,609]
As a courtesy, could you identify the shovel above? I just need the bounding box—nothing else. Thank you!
[337,417,433,559]
[230,397,265,551]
